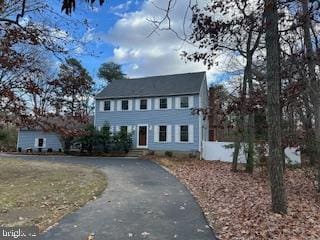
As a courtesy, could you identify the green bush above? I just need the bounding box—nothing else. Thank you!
[74,124,100,153]
[73,122,133,154]
[113,130,133,153]
[0,127,18,151]
[165,151,173,157]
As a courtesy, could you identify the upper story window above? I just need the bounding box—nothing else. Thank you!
[180,125,189,142]
[180,96,189,108]
[121,100,129,110]
[160,98,167,109]
[159,125,167,142]
[104,101,111,111]
[140,99,147,110]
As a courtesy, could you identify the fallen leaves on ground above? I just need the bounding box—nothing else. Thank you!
[153,157,320,240]
[0,158,107,231]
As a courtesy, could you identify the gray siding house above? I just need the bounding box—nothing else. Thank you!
[17,129,63,152]
[95,71,209,154]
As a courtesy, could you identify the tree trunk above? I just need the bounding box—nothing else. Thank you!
[232,119,241,172]
[301,0,320,191]
[265,0,287,213]
[246,53,255,173]
[232,72,248,171]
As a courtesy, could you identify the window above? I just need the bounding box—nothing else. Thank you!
[140,99,147,110]
[180,97,189,108]
[120,126,128,134]
[121,100,129,110]
[180,125,189,142]
[160,98,167,109]
[159,126,167,142]
[38,138,44,147]
[104,101,111,111]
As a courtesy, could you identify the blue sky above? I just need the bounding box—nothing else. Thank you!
[42,0,241,88]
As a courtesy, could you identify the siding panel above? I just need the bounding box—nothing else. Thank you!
[95,95,200,152]
[17,130,63,151]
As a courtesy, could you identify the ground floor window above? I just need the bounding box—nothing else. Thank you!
[159,125,167,142]
[38,138,44,147]
[180,125,189,142]
[120,126,128,134]
[35,138,46,148]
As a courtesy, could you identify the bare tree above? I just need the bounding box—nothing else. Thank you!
[265,0,287,214]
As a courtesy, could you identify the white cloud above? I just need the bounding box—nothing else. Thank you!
[82,27,96,43]
[104,0,243,84]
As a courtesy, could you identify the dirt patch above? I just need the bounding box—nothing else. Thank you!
[0,158,107,231]
[152,156,320,240]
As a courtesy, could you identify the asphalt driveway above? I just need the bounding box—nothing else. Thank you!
[7,155,216,240]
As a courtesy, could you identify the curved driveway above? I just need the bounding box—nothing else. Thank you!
[10,156,216,240]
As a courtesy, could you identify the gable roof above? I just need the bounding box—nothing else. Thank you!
[95,71,206,99]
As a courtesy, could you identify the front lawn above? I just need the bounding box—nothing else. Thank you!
[0,158,107,231]
[153,157,320,240]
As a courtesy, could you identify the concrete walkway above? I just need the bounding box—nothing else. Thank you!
[8,155,216,240]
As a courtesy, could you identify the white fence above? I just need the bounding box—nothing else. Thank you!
[202,141,301,164]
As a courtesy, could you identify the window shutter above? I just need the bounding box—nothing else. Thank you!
[117,100,122,111]
[99,101,104,112]
[175,125,180,143]
[154,125,159,143]
[167,125,172,143]
[189,125,194,143]
[167,97,172,109]
[135,99,140,111]
[43,138,47,147]
[154,98,160,110]
[128,125,132,133]
[128,100,133,111]
[189,96,194,108]
[175,97,180,109]
[34,138,38,147]
[110,100,115,111]
[147,99,152,110]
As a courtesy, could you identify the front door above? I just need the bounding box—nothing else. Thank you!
[138,125,148,148]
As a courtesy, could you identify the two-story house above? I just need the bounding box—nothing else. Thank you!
[95,71,209,154]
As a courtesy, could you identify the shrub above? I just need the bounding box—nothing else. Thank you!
[165,151,173,157]
[73,124,100,153]
[113,131,133,153]
[147,150,155,156]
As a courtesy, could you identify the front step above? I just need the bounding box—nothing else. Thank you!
[126,149,147,157]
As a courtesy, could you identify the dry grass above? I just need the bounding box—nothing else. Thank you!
[152,156,320,240]
[0,158,107,231]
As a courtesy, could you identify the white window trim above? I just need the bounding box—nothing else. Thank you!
[175,124,194,144]
[180,125,189,143]
[180,96,189,109]
[175,96,194,109]
[104,100,111,111]
[118,99,132,111]
[154,97,172,110]
[139,99,148,111]
[100,100,114,112]
[159,98,168,110]
[158,125,167,143]
[34,138,46,148]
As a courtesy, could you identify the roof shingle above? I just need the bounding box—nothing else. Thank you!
[95,71,206,99]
